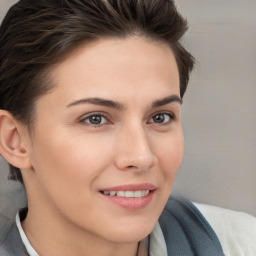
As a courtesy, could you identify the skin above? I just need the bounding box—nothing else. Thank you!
[17,36,184,256]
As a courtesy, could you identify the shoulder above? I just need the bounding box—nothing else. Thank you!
[194,202,256,256]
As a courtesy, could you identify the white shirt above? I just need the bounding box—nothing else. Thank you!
[194,203,256,256]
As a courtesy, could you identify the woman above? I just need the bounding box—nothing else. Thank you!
[0,0,224,255]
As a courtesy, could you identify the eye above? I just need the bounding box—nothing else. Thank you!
[149,113,174,124]
[80,114,109,126]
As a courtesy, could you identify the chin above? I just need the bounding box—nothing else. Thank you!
[101,217,158,243]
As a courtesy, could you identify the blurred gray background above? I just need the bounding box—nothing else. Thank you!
[0,0,255,216]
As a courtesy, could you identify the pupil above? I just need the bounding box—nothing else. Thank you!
[154,114,165,123]
[89,115,102,124]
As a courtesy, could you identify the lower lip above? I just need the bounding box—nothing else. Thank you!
[100,190,155,210]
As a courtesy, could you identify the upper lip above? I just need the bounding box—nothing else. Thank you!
[99,183,157,191]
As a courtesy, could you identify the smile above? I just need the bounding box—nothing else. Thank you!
[101,190,150,197]
[99,184,156,210]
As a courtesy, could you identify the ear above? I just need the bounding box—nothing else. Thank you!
[0,110,32,169]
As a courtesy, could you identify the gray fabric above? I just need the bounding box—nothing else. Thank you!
[0,222,28,256]
[159,197,224,256]
[0,181,28,255]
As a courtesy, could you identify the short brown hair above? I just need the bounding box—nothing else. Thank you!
[0,0,195,183]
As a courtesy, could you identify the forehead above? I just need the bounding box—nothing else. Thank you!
[39,36,180,108]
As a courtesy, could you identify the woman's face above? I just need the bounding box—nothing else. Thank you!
[24,36,184,243]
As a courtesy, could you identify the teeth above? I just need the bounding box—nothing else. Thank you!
[117,191,125,197]
[110,191,117,196]
[102,190,150,198]
[141,190,147,196]
[144,190,149,196]
[124,191,134,197]
[134,191,142,197]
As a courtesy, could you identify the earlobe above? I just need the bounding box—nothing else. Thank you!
[0,110,32,169]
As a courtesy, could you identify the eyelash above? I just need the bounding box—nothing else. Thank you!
[79,111,175,128]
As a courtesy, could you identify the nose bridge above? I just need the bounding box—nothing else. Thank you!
[115,122,156,171]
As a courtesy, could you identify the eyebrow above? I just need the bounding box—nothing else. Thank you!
[152,95,182,108]
[66,95,182,109]
[67,97,125,110]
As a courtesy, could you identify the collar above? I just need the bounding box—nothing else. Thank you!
[149,222,168,256]
[16,211,39,256]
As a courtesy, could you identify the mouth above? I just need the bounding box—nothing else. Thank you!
[99,183,156,210]
[100,190,150,198]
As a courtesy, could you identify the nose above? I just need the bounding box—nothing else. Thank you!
[114,125,157,172]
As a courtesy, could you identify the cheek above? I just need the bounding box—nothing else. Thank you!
[33,128,110,174]
[29,129,117,210]
[155,130,184,180]
[29,135,111,218]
